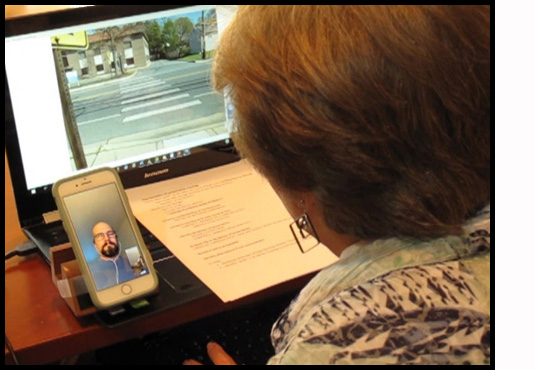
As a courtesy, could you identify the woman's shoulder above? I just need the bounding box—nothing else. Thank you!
[269,206,491,365]
[270,255,490,364]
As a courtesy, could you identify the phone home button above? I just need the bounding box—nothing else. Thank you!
[121,284,132,295]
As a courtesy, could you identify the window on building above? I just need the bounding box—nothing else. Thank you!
[61,51,69,68]
[78,51,88,76]
[124,40,134,66]
[94,47,104,73]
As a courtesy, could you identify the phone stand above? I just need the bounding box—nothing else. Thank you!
[50,244,212,328]
[50,244,156,321]
[50,243,97,317]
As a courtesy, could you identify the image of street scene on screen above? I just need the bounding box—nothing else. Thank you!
[51,7,226,171]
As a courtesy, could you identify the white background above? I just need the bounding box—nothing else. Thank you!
[496,2,535,368]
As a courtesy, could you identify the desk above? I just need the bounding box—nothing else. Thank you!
[5,254,312,365]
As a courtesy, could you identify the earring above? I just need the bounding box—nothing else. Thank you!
[290,211,320,254]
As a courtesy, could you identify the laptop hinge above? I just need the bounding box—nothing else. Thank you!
[43,210,61,224]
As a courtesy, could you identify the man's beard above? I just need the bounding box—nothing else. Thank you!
[101,242,120,258]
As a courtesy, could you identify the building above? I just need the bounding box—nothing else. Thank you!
[189,22,219,55]
[60,24,150,83]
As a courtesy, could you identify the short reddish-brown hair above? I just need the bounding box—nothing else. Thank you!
[213,5,490,240]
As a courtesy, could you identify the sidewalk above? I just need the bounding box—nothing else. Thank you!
[69,69,139,91]
[78,112,228,168]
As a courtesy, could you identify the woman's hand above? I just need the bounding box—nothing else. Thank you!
[183,342,237,365]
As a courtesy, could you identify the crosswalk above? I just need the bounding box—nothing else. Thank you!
[75,73,205,126]
[123,100,202,123]
[120,75,201,123]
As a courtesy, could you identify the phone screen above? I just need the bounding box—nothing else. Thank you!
[63,182,149,291]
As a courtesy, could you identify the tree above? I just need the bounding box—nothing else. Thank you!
[162,17,194,59]
[174,17,194,58]
[101,23,143,76]
[175,17,194,46]
[162,19,180,58]
[103,26,126,76]
[145,20,163,59]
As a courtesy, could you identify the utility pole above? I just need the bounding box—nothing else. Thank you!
[51,33,88,169]
[201,10,206,60]
[53,48,88,170]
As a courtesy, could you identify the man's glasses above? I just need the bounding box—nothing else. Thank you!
[94,230,117,242]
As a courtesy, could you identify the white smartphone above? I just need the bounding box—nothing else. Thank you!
[53,167,158,309]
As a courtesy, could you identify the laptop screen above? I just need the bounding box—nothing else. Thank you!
[5,5,238,226]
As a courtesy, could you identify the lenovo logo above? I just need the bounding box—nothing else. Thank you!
[144,168,169,179]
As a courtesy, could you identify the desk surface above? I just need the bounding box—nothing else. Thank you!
[5,254,311,365]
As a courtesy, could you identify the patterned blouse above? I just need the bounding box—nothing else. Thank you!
[268,205,490,365]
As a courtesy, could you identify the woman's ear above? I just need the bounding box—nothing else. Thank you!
[302,192,318,214]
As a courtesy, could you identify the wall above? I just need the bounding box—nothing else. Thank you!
[5,151,27,252]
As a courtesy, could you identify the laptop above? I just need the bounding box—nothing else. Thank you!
[5,5,239,323]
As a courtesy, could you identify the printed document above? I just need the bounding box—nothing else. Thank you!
[126,160,338,302]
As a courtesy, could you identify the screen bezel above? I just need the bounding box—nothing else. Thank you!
[5,5,239,227]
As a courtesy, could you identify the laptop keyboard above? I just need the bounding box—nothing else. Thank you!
[37,221,70,246]
[24,221,70,261]
[92,289,297,365]
[138,222,174,260]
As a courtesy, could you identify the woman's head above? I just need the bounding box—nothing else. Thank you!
[213,5,490,241]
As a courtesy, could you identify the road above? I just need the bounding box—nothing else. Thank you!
[66,60,226,167]
[67,59,227,167]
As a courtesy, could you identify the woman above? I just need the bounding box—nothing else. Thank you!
[187,5,490,365]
